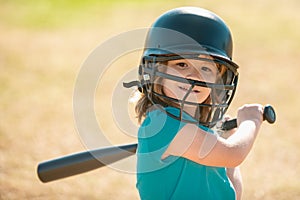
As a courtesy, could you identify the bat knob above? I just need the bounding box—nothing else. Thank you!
[263,105,276,124]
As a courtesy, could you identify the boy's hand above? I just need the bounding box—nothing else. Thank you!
[215,115,237,138]
[237,104,264,127]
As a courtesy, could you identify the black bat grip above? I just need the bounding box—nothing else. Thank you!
[221,105,276,131]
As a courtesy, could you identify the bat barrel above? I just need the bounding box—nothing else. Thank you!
[37,143,137,183]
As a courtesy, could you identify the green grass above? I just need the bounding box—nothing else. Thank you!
[0,0,109,29]
[0,0,173,30]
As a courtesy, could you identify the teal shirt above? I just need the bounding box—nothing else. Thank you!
[136,107,236,200]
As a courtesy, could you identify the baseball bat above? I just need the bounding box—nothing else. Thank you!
[37,105,276,183]
[37,143,137,183]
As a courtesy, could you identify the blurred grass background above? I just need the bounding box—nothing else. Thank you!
[1,0,300,199]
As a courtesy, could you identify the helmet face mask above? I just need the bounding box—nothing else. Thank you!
[140,53,238,127]
[125,7,239,127]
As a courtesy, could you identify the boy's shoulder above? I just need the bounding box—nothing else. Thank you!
[141,106,178,129]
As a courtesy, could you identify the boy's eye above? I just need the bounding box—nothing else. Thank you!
[201,66,213,73]
[176,62,188,68]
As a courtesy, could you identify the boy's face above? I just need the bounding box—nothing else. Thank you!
[161,55,218,105]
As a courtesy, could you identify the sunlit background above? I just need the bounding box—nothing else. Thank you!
[1,0,300,199]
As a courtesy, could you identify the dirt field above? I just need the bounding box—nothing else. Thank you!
[1,0,300,199]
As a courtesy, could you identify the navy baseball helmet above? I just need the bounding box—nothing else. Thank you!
[129,7,239,127]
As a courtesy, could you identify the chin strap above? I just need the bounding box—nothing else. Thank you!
[123,80,143,92]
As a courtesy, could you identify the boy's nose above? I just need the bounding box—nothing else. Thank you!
[185,70,203,81]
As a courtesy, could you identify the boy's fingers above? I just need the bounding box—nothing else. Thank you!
[222,115,232,121]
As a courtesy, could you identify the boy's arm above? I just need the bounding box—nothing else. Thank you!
[227,167,243,200]
[222,122,243,200]
[161,104,263,167]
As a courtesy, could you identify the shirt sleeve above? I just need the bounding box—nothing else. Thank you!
[137,108,183,173]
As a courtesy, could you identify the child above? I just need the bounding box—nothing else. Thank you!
[128,7,263,200]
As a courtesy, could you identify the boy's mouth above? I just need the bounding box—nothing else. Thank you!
[178,86,200,93]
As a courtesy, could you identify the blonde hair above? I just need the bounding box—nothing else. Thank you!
[135,61,227,124]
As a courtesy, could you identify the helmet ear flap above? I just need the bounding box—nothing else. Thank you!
[138,60,156,95]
